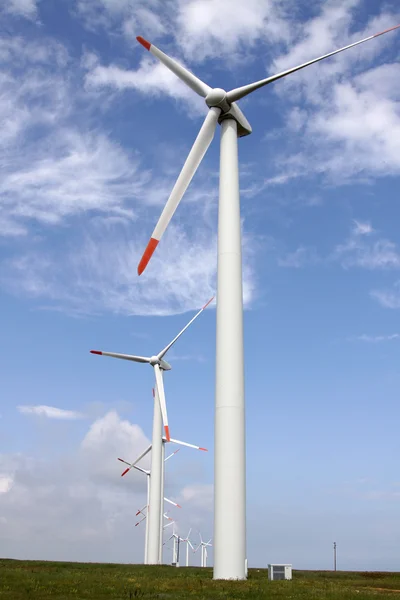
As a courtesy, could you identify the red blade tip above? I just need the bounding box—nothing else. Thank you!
[138,238,159,275]
[164,425,171,442]
[202,296,215,310]
[90,350,102,355]
[121,468,130,477]
[117,458,125,462]
[136,36,151,51]
[374,23,400,37]
[177,504,182,509]
[199,447,208,452]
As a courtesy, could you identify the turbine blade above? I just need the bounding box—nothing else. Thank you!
[136,36,211,98]
[119,444,152,476]
[137,111,220,275]
[226,23,400,103]
[164,497,182,508]
[117,458,131,466]
[157,297,214,359]
[154,367,170,441]
[90,350,151,364]
[133,465,149,475]
[135,515,146,526]
[167,437,208,452]
[164,448,180,462]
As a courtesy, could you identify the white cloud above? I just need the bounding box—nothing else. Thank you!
[0,411,212,562]
[18,405,84,420]
[176,0,289,62]
[76,0,289,62]
[2,0,38,19]
[0,37,149,237]
[267,6,400,182]
[84,54,206,114]
[81,411,151,480]
[353,220,373,236]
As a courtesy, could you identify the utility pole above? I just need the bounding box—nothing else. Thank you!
[333,542,337,572]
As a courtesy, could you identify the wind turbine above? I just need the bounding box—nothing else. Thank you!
[91,298,213,564]
[134,24,400,579]
[195,533,212,568]
[165,525,181,566]
[181,528,195,567]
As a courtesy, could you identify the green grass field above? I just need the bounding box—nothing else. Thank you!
[1,559,400,599]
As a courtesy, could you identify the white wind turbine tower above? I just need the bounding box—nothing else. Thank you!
[91,297,213,565]
[134,24,400,579]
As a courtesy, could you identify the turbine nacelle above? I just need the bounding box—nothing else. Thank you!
[205,88,252,137]
[150,355,172,371]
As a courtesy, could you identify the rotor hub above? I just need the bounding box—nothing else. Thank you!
[205,87,228,109]
[150,355,160,366]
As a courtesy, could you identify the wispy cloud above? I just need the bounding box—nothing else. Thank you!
[84,53,206,115]
[17,405,85,420]
[350,334,400,343]
[0,31,258,316]
[267,4,400,183]
[278,246,319,268]
[334,223,400,270]
[370,284,400,309]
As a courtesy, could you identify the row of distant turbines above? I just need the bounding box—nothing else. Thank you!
[124,446,212,567]
[91,22,400,579]
[91,299,213,565]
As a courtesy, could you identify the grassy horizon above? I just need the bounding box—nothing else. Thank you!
[1,558,400,599]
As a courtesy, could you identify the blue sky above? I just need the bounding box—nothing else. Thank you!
[1,0,400,570]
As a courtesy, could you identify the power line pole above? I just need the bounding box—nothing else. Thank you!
[333,542,337,572]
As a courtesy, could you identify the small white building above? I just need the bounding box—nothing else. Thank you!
[268,564,292,580]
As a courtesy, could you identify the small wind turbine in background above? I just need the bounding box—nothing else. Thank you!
[134,23,400,579]
[165,525,181,566]
[195,533,212,568]
[91,298,213,564]
[180,528,195,567]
